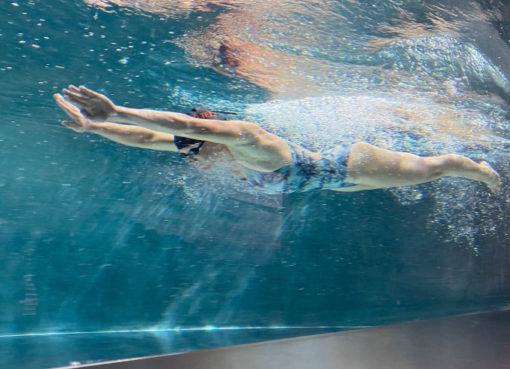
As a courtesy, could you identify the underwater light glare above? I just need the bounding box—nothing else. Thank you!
[0,325,372,339]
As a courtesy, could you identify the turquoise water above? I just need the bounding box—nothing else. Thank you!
[1,0,509,368]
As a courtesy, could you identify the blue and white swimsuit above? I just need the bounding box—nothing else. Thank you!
[243,143,355,194]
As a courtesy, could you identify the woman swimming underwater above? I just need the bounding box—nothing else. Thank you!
[54,85,500,194]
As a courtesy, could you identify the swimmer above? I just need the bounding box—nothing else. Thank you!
[54,85,500,194]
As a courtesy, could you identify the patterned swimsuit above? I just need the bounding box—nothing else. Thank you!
[242,143,355,194]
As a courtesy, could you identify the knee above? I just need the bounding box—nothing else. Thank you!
[427,164,444,179]
[439,153,465,168]
[442,153,460,161]
[425,154,460,178]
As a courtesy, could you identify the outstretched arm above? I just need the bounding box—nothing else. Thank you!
[57,85,293,171]
[82,122,179,151]
[54,94,178,152]
[60,85,255,144]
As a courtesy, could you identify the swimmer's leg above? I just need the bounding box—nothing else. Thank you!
[341,142,500,193]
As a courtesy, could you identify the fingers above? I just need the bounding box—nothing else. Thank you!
[77,85,106,99]
[68,85,81,93]
[61,120,84,132]
[64,84,103,99]
[62,88,84,100]
[61,120,75,127]
[54,93,73,111]
[54,93,80,116]
[63,85,91,101]
[53,93,90,125]
[62,88,89,107]
[61,85,100,104]
[56,85,113,123]
[65,85,85,97]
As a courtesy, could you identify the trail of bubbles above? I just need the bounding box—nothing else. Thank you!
[247,94,509,250]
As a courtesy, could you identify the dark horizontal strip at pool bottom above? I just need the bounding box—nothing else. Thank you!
[57,309,510,369]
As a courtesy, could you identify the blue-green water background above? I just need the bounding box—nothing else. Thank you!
[1,0,510,368]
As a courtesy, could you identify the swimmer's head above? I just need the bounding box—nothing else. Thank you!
[186,106,227,121]
[174,107,227,156]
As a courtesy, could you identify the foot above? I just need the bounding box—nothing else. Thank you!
[479,161,500,194]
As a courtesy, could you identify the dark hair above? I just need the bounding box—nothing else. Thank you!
[174,107,227,155]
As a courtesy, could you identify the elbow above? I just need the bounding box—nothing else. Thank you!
[138,133,158,145]
[238,122,266,143]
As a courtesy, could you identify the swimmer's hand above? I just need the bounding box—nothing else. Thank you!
[54,93,94,132]
[61,85,116,122]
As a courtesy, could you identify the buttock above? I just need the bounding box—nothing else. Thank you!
[320,144,351,168]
